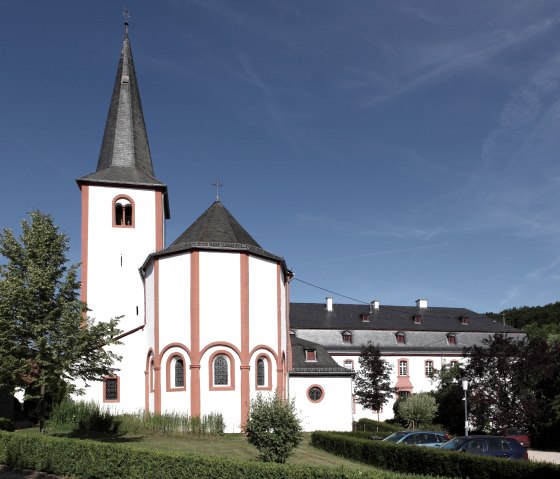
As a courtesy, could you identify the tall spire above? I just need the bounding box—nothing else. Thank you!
[79,22,164,187]
[97,22,154,176]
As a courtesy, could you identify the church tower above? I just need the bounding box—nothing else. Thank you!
[76,23,169,408]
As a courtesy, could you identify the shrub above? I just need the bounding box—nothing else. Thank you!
[311,431,560,479]
[244,392,303,463]
[353,418,401,435]
[0,418,15,432]
[0,430,440,479]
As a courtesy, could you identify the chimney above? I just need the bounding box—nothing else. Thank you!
[416,298,428,309]
[326,297,333,312]
[370,300,380,312]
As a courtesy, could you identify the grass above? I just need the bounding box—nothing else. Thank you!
[31,428,389,474]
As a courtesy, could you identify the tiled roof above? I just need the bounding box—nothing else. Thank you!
[290,335,353,376]
[290,303,520,333]
[78,24,166,190]
[145,201,288,269]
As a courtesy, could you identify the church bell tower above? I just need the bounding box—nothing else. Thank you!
[76,22,169,408]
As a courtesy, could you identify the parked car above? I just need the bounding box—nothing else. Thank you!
[501,428,531,448]
[439,435,528,460]
[382,431,450,447]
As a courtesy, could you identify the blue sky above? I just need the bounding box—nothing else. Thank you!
[2,0,560,314]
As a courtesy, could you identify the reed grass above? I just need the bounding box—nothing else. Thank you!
[47,400,225,436]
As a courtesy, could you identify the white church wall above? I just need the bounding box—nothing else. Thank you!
[289,376,353,432]
[199,345,242,433]
[158,254,191,349]
[248,257,278,353]
[199,252,241,348]
[160,346,190,413]
[86,186,155,327]
[144,262,155,351]
[78,186,158,410]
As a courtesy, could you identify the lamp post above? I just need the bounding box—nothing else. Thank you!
[461,377,469,436]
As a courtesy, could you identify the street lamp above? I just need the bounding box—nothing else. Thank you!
[461,377,469,436]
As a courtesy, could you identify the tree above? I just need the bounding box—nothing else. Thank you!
[353,341,394,420]
[431,362,464,435]
[0,211,122,410]
[463,334,547,432]
[244,392,303,463]
[397,393,437,429]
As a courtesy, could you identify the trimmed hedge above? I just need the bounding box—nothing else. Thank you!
[0,431,442,479]
[311,431,560,479]
[0,419,15,432]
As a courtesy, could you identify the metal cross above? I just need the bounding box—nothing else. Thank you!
[212,180,224,201]
[123,6,131,22]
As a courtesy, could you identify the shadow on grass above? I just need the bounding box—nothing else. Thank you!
[50,431,144,443]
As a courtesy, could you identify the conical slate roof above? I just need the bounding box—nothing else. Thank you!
[143,201,286,268]
[78,23,165,188]
[171,201,261,248]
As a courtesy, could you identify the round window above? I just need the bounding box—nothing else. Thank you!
[308,386,323,402]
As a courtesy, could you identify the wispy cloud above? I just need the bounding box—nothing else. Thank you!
[299,243,443,266]
[359,15,560,105]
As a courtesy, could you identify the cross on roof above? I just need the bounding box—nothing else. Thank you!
[212,180,224,201]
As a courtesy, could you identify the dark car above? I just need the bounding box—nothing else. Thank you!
[502,428,531,448]
[439,435,528,460]
[382,431,450,447]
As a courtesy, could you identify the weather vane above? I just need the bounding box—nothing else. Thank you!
[212,180,224,201]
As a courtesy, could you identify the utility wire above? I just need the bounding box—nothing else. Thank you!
[293,277,437,317]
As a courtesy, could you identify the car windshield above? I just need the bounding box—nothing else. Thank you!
[441,438,469,450]
[383,432,408,443]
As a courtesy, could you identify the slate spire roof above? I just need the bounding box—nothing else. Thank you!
[78,23,166,189]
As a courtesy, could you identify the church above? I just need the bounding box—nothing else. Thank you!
[76,24,524,432]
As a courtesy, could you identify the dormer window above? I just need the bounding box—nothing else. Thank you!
[460,316,469,326]
[395,331,406,344]
[413,314,422,324]
[361,313,370,322]
[447,333,457,345]
[341,331,353,344]
[305,349,317,362]
[113,196,134,227]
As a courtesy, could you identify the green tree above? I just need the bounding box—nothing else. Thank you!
[397,392,437,429]
[462,334,554,433]
[431,362,464,435]
[353,341,394,421]
[244,392,303,463]
[0,211,122,413]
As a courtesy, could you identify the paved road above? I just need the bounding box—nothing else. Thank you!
[529,449,560,464]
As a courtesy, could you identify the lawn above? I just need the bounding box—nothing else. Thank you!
[47,430,384,473]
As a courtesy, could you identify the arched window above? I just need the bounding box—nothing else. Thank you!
[257,358,265,386]
[113,196,134,227]
[213,354,229,386]
[174,357,184,387]
[150,358,155,392]
[165,353,187,392]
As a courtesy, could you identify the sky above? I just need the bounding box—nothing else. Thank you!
[2,0,560,315]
